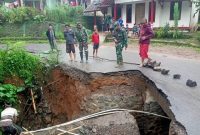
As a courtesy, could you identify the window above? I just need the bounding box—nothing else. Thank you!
[148,1,156,22]
[170,1,182,20]
[112,4,122,20]
[126,4,132,23]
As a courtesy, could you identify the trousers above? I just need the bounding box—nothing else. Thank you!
[79,42,88,61]
[115,43,123,64]
[48,39,57,50]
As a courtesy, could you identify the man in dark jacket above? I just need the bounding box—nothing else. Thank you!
[64,24,76,61]
[139,18,154,67]
[46,24,57,51]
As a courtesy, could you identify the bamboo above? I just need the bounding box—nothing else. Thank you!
[22,127,34,135]
[30,89,37,114]
[57,128,79,135]
[22,109,170,134]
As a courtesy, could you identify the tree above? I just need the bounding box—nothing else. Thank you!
[194,0,200,17]
[173,2,179,38]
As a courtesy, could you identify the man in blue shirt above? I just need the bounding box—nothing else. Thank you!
[64,24,76,61]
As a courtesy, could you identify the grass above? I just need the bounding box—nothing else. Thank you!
[128,31,200,50]
[0,39,66,47]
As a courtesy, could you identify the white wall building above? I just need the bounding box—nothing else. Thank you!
[107,0,199,29]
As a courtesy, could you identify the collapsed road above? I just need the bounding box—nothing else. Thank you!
[21,44,200,135]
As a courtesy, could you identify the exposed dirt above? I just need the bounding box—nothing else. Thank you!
[35,66,171,135]
[18,65,183,135]
[4,75,24,86]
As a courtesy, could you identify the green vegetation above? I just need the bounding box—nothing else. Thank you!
[0,5,86,40]
[45,5,83,24]
[0,48,42,85]
[0,84,24,106]
[0,42,59,116]
[0,6,39,24]
[173,2,180,39]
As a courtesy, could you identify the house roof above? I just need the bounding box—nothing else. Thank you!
[84,0,114,12]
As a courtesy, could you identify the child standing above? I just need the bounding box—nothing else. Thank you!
[132,23,139,38]
[92,28,100,57]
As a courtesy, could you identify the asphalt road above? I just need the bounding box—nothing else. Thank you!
[2,43,200,135]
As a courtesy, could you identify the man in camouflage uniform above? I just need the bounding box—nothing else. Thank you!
[112,23,128,65]
[75,23,88,63]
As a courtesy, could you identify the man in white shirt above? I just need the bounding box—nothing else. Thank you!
[0,102,23,135]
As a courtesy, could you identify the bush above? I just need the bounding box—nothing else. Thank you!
[45,5,84,24]
[197,37,200,42]
[0,84,24,106]
[0,6,40,24]
[34,14,47,23]
[154,23,185,39]
[0,48,43,86]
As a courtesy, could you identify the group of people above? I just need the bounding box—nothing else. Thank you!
[111,18,154,67]
[46,22,100,63]
[46,17,154,68]
[0,18,153,135]
[104,16,145,39]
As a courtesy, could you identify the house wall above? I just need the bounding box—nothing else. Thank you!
[190,2,199,29]
[159,1,191,28]
[107,0,196,29]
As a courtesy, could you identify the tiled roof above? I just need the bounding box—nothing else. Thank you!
[84,0,114,12]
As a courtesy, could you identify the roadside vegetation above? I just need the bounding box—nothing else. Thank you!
[0,42,58,119]
[0,5,90,40]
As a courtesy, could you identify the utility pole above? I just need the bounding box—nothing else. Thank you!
[19,0,24,7]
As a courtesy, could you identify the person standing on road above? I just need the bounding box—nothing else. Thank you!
[139,18,154,67]
[92,27,100,57]
[112,23,128,66]
[118,17,123,26]
[64,24,76,62]
[0,102,23,135]
[46,24,57,51]
[75,22,89,63]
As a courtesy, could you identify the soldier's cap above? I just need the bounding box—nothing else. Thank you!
[65,24,70,27]
[114,22,120,27]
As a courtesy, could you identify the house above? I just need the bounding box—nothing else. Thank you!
[85,0,199,30]
[84,0,114,25]
[106,0,199,30]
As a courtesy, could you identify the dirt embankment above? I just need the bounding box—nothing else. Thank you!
[38,66,171,135]
[19,65,189,135]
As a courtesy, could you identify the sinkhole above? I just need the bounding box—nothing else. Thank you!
[19,65,186,135]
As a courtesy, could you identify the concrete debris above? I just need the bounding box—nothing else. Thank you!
[186,79,197,87]
[173,74,181,79]
[161,69,170,75]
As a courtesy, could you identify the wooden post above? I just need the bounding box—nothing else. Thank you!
[150,0,154,23]
[114,4,117,20]
[30,89,37,114]
[94,11,97,25]
[18,0,23,7]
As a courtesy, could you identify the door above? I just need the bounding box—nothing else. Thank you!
[135,3,145,24]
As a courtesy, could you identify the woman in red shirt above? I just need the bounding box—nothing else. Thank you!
[92,27,100,57]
